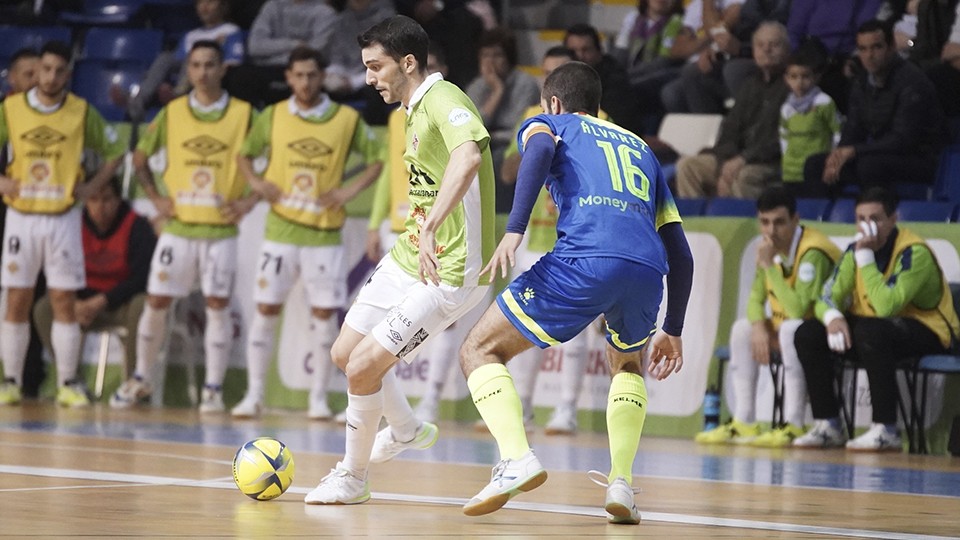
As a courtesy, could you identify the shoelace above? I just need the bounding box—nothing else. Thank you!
[489,460,509,486]
[587,470,642,493]
[321,467,357,484]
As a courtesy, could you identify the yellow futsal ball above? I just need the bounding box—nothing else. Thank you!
[233,437,295,501]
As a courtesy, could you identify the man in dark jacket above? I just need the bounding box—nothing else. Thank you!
[34,178,157,389]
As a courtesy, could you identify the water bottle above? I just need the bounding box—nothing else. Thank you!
[703,386,721,430]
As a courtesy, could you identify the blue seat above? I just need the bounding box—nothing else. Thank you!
[82,28,163,64]
[60,0,148,26]
[795,198,831,221]
[704,197,755,217]
[0,26,72,61]
[897,200,957,222]
[827,198,856,223]
[72,60,146,122]
[675,197,706,217]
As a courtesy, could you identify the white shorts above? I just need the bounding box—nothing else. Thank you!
[147,233,237,299]
[252,240,347,308]
[1,207,85,290]
[345,255,489,363]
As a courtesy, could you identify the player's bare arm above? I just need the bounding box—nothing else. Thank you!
[74,155,123,201]
[236,153,281,203]
[418,140,482,285]
[133,150,175,218]
[318,161,383,211]
[0,175,20,198]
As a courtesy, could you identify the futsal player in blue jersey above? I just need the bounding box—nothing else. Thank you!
[459,61,694,524]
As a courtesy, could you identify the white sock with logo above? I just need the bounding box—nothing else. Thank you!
[204,307,231,387]
[1,321,30,385]
[381,368,420,442]
[135,304,168,385]
[52,321,82,386]
[244,312,279,401]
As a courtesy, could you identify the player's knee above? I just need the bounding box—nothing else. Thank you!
[257,304,282,317]
[147,295,173,310]
[343,354,379,394]
[205,296,229,310]
[311,307,336,320]
[330,337,351,372]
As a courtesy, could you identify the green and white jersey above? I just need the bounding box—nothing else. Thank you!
[391,73,496,287]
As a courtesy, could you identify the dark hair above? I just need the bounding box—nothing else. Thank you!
[564,23,602,51]
[637,0,682,17]
[286,46,328,70]
[10,47,39,66]
[790,37,828,74]
[756,186,797,216]
[543,46,575,61]
[542,61,601,115]
[428,40,447,67]
[189,39,224,63]
[856,186,898,216]
[40,40,72,64]
[477,27,518,67]
[857,19,894,46]
[357,15,428,72]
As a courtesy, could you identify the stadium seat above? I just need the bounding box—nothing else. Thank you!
[657,113,723,157]
[827,198,856,223]
[82,27,163,64]
[675,197,707,217]
[72,60,146,122]
[897,201,957,222]
[0,26,73,61]
[795,198,831,221]
[60,0,148,26]
[704,197,756,217]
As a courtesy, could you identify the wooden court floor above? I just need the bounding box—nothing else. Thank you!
[1,402,958,539]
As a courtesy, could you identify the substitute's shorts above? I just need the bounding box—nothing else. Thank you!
[147,233,236,298]
[345,255,488,363]
[498,253,663,352]
[2,207,85,290]
[252,240,346,308]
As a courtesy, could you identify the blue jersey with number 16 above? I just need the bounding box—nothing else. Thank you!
[517,113,681,274]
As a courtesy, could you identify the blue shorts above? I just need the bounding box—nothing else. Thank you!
[496,253,664,352]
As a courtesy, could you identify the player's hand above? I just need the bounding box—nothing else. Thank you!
[75,294,107,327]
[366,229,382,262]
[750,320,772,365]
[255,181,283,204]
[73,181,98,202]
[0,176,20,198]
[854,219,882,251]
[757,234,776,269]
[823,147,854,184]
[318,187,350,212]
[480,232,523,284]
[826,316,851,353]
[220,196,256,224]
[648,331,683,381]
[151,196,176,220]
[417,228,442,286]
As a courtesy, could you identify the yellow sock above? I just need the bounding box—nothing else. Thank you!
[606,372,648,485]
[468,363,530,460]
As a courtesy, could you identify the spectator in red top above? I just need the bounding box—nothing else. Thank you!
[33,179,157,388]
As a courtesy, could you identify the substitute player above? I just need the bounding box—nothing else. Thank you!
[0,41,124,407]
[304,15,495,505]
[459,62,694,524]
[231,47,383,419]
[110,40,257,412]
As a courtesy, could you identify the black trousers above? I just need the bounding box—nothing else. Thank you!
[800,152,938,199]
[794,316,945,425]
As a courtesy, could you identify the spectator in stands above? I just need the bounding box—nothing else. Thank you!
[913,1,960,116]
[466,27,540,214]
[786,0,885,113]
[324,0,396,124]
[564,23,641,133]
[236,0,337,107]
[611,0,685,126]
[126,0,244,122]
[696,188,840,447]
[2,48,38,100]
[395,0,484,87]
[34,178,156,389]
[675,21,790,199]
[793,187,959,451]
[801,20,944,198]
[660,0,748,114]
[779,49,840,194]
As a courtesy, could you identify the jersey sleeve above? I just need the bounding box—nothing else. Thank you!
[517,115,555,155]
[238,105,274,158]
[136,107,168,156]
[84,106,125,160]
[0,103,8,147]
[746,266,768,323]
[861,244,942,316]
[350,117,383,165]
[815,247,856,322]
[654,166,681,228]
[430,87,490,154]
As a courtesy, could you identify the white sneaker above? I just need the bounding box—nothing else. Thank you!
[846,423,902,453]
[109,376,151,409]
[308,395,332,420]
[793,420,847,449]
[369,421,439,463]
[304,462,370,505]
[413,396,439,424]
[231,394,263,418]
[544,405,577,436]
[463,450,548,516]
[199,385,225,413]
[588,471,640,525]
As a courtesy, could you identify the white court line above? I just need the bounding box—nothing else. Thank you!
[0,440,234,466]
[0,464,953,540]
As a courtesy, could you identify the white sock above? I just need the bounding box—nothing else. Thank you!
[422,327,459,402]
[381,368,420,441]
[558,330,589,408]
[135,304,168,384]
[204,307,231,387]
[342,390,383,479]
[52,321,82,386]
[244,312,278,401]
[729,318,759,423]
[508,346,541,414]
[778,319,807,427]
[1,321,30,385]
[309,315,338,401]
